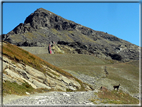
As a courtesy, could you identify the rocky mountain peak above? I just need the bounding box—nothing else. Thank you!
[3,8,140,62]
[34,8,49,13]
[24,8,54,29]
[10,8,79,35]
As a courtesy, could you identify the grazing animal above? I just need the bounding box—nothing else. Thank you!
[113,84,120,91]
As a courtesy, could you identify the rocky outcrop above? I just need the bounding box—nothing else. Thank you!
[51,41,139,62]
[2,8,140,62]
[2,55,92,91]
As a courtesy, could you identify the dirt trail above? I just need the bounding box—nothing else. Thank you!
[3,90,99,105]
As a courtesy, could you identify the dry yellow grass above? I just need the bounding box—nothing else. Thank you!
[2,41,74,78]
[2,42,89,93]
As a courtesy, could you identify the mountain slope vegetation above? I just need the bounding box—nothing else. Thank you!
[2,41,93,95]
[36,54,139,96]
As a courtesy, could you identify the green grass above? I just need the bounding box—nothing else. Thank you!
[36,53,139,94]
[3,80,34,95]
[2,42,75,78]
[36,54,114,67]
[91,90,139,104]
[36,54,117,77]
[2,42,139,95]
[107,63,139,94]
[3,80,60,96]
[2,42,90,92]
[3,79,88,95]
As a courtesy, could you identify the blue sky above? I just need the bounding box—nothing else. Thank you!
[2,2,140,46]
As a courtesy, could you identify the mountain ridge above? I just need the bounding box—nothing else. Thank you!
[2,8,139,62]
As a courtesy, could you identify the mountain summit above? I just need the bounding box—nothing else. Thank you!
[2,8,139,62]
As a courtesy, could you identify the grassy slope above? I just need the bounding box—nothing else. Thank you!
[2,42,139,103]
[2,42,74,78]
[36,54,139,94]
[91,89,139,104]
[2,42,90,95]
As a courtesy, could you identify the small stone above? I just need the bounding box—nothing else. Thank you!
[26,92,30,95]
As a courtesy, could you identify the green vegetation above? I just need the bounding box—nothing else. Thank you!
[2,42,89,92]
[2,42,74,78]
[3,80,34,95]
[36,54,116,77]
[37,54,114,67]
[2,41,139,96]
[91,90,139,104]
[107,63,139,94]
[3,79,88,96]
[36,53,139,94]
[3,80,59,96]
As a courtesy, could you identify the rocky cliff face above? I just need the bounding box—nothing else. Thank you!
[2,42,92,94]
[2,8,139,62]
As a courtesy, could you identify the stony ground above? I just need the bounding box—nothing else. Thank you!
[3,90,101,106]
[64,69,114,91]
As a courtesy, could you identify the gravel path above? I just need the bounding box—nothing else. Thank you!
[3,91,98,106]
